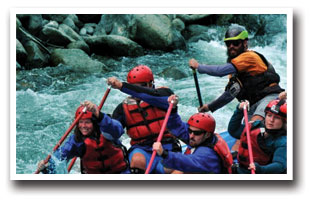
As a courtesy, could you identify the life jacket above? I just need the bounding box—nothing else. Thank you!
[226,51,284,105]
[185,134,233,174]
[122,97,175,145]
[238,124,272,168]
[81,135,128,174]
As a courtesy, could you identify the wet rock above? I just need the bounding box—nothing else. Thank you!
[134,14,186,51]
[159,66,188,80]
[27,14,44,35]
[84,35,144,57]
[24,40,49,69]
[16,39,28,65]
[176,14,212,24]
[39,22,74,46]
[67,40,90,55]
[62,16,79,33]
[50,48,107,73]
[59,23,83,41]
[99,14,137,39]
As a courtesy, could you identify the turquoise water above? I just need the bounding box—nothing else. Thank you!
[15,17,287,174]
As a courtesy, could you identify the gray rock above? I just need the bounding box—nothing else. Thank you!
[16,39,28,65]
[59,23,83,41]
[176,14,212,24]
[80,28,87,36]
[63,16,78,32]
[45,20,59,29]
[99,14,137,39]
[67,40,90,54]
[159,66,188,80]
[133,14,186,51]
[39,23,74,46]
[84,35,144,57]
[172,18,185,32]
[24,40,49,69]
[50,48,106,73]
[27,14,43,35]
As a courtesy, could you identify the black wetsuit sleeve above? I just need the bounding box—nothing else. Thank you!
[208,91,234,112]
[112,103,126,128]
[121,82,174,110]
[122,82,174,97]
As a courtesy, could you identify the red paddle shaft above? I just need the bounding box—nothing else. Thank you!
[145,101,174,174]
[243,103,256,174]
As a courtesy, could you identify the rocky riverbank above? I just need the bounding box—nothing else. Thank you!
[16,14,277,73]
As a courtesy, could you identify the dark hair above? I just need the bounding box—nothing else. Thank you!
[74,118,101,142]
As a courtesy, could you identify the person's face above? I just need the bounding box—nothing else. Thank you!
[225,40,246,60]
[265,112,284,130]
[78,119,94,136]
[188,126,209,147]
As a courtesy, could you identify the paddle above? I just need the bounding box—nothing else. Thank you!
[67,86,112,173]
[145,101,174,174]
[242,101,256,174]
[34,106,87,174]
[192,68,203,108]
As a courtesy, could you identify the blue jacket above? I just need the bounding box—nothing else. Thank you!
[162,113,222,173]
[45,112,125,173]
[228,105,287,174]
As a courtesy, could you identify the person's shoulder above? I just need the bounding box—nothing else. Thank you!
[274,135,287,147]
[155,86,174,95]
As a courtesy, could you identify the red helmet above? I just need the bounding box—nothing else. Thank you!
[127,65,154,84]
[187,113,216,133]
[264,99,287,119]
[75,106,92,120]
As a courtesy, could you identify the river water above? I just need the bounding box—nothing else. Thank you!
[15,15,288,174]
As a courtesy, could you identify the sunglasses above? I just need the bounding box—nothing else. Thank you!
[225,40,242,47]
[188,128,206,136]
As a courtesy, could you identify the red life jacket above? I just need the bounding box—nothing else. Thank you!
[81,135,128,174]
[184,134,233,174]
[122,97,174,145]
[238,124,271,167]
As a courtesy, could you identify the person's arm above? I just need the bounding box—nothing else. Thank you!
[227,104,245,139]
[166,113,190,144]
[97,111,124,140]
[112,103,126,128]
[198,63,236,77]
[255,137,287,174]
[162,147,221,173]
[121,82,173,110]
[41,135,84,174]
[207,91,235,112]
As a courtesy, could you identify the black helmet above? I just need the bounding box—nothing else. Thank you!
[224,24,248,41]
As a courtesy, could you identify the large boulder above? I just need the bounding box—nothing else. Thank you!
[59,23,84,41]
[39,21,74,46]
[158,66,188,80]
[67,40,90,55]
[98,14,137,39]
[176,14,212,24]
[133,14,186,51]
[50,48,107,73]
[23,40,49,69]
[84,35,144,57]
[16,39,28,65]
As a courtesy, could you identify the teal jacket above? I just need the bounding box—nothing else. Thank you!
[228,105,287,174]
